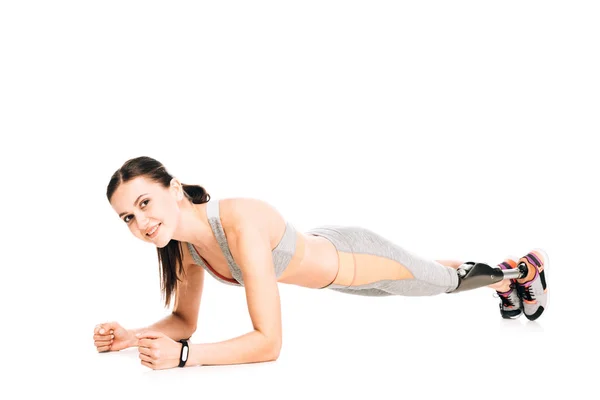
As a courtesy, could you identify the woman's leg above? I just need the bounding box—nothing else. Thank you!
[309,225,518,296]
[310,226,459,296]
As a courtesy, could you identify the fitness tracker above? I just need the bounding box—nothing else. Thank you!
[178,339,189,367]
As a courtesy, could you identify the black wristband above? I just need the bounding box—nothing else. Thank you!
[178,339,189,367]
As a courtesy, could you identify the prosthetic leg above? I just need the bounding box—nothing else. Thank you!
[448,261,528,293]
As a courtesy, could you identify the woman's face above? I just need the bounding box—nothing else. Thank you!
[110,176,182,248]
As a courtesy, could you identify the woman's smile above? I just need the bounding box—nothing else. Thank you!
[145,223,161,239]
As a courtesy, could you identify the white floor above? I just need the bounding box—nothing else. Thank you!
[8,260,596,399]
[2,1,598,399]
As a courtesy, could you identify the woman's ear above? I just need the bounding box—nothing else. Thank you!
[170,178,184,201]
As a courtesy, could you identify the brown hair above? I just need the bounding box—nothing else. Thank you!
[106,156,210,308]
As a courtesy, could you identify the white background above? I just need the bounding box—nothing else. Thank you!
[1,1,598,399]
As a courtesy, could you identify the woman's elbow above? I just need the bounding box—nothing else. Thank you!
[266,337,282,361]
[182,323,197,340]
[190,326,198,337]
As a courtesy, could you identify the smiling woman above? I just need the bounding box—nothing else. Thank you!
[94,156,550,370]
[106,157,211,309]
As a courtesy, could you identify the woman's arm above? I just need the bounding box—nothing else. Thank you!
[128,313,195,344]
[131,260,205,345]
[187,330,278,366]
[187,221,282,366]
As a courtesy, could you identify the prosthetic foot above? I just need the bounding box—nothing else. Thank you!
[449,261,528,293]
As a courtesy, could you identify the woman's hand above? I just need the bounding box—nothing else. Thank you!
[136,331,184,370]
[93,321,136,352]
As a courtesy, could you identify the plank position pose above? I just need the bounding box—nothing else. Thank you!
[94,156,549,370]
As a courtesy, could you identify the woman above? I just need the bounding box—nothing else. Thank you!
[94,156,549,370]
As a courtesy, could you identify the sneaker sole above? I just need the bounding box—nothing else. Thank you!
[502,310,523,319]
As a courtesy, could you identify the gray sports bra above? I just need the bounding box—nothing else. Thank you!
[186,199,298,286]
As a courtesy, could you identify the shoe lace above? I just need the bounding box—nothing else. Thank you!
[493,290,514,308]
[517,284,535,301]
[499,292,514,307]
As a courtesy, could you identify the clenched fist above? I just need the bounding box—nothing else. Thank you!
[136,331,187,370]
[93,321,136,352]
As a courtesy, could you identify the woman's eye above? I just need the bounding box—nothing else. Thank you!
[123,199,149,223]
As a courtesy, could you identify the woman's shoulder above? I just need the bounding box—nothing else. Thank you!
[218,197,287,239]
[218,197,281,224]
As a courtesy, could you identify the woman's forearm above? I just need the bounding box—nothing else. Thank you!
[128,313,195,346]
[187,330,280,366]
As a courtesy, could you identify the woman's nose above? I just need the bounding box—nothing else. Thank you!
[135,214,150,231]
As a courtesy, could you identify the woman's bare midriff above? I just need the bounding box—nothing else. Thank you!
[277,233,340,289]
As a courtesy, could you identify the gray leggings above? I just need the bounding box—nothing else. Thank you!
[307,225,459,296]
